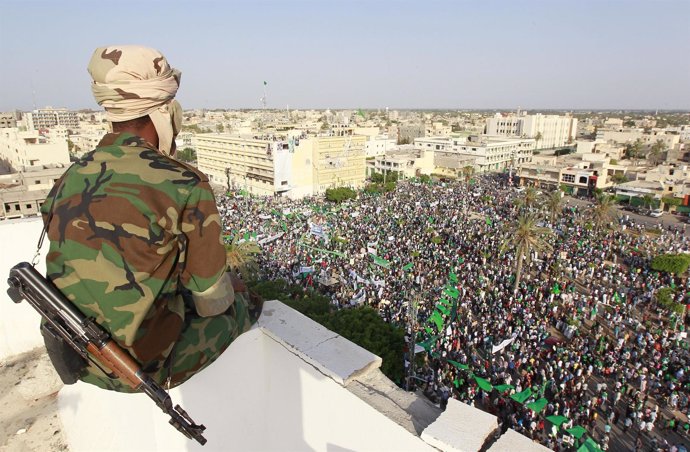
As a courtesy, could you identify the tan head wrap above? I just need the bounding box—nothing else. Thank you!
[87,45,182,155]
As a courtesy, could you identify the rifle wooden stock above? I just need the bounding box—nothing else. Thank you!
[86,341,142,390]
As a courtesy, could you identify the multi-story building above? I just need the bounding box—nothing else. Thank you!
[0,164,67,220]
[596,128,680,149]
[0,112,18,129]
[364,136,396,158]
[416,135,535,173]
[69,131,107,156]
[485,113,577,149]
[369,149,434,179]
[0,129,70,172]
[398,124,425,143]
[194,134,367,199]
[25,107,79,130]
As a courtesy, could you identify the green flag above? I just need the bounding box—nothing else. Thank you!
[444,286,459,299]
[486,217,493,226]
[418,336,437,352]
[510,387,533,404]
[494,384,514,392]
[358,109,366,118]
[566,426,587,439]
[577,437,602,452]
[370,254,391,269]
[546,415,569,428]
[403,262,414,272]
[438,298,453,308]
[551,283,561,295]
[526,398,548,413]
[473,376,493,392]
[613,291,621,303]
[449,272,458,283]
[447,360,470,371]
[428,216,435,223]
[281,221,288,232]
[429,311,444,331]
[453,378,460,388]
[437,304,451,316]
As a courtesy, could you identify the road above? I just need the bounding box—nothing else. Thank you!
[562,195,690,238]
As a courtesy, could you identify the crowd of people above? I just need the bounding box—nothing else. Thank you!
[216,174,690,451]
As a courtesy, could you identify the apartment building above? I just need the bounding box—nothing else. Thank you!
[194,134,366,199]
[0,112,18,129]
[596,128,680,149]
[25,107,79,130]
[485,113,577,149]
[0,164,67,220]
[0,128,70,172]
[416,135,535,173]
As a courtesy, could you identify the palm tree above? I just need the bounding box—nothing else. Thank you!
[591,193,618,232]
[641,194,655,211]
[225,237,261,279]
[534,132,543,150]
[545,190,563,225]
[625,139,643,166]
[502,213,553,294]
[523,186,538,210]
[649,139,665,166]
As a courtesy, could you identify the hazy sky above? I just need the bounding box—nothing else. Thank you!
[1,0,688,111]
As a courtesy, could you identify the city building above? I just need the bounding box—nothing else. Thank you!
[0,112,18,129]
[0,164,67,220]
[485,113,578,149]
[416,135,535,173]
[398,123,426,143]
[596,128,680,149]
[194,133,367,199]
[25,107,79,130]
[369,148,434,179]
[363,136,396,158]
[0,128,70,172]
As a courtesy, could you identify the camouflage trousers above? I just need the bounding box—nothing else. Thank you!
[80,291,259,392]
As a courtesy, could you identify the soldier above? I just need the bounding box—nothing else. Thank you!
[40,45,259,392]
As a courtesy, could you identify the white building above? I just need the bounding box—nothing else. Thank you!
[485,113,577,149]
[416,135,535,173]
[364,136,396,158]
[596,128,680,149]
[194,134,367,199]
[25,107,79,131]
[0,128,70,172]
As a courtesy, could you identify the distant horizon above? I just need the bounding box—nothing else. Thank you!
[10,106,690,114]
[1,0,688,111]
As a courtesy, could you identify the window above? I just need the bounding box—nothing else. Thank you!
[578,176,588,184]
[562,174,575,183]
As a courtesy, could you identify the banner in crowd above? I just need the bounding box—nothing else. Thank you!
[491,334,517,354]
[258,232,284,246]
[370,254,391,269]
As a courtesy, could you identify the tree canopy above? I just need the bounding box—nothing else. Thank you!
[651,253,690,275]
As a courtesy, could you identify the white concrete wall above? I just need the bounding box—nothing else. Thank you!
[0,218,49,361]
[58,302,434,452]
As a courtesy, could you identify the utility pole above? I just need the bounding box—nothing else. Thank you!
[406,288,419,391]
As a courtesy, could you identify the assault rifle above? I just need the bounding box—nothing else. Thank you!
[6,262,207,445]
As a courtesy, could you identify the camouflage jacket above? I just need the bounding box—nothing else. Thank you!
[40,132,227,384]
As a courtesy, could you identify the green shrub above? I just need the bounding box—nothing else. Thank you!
[651,254,690,275]
[325,187,357,203]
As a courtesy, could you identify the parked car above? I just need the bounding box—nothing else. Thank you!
[649,209,663,218]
